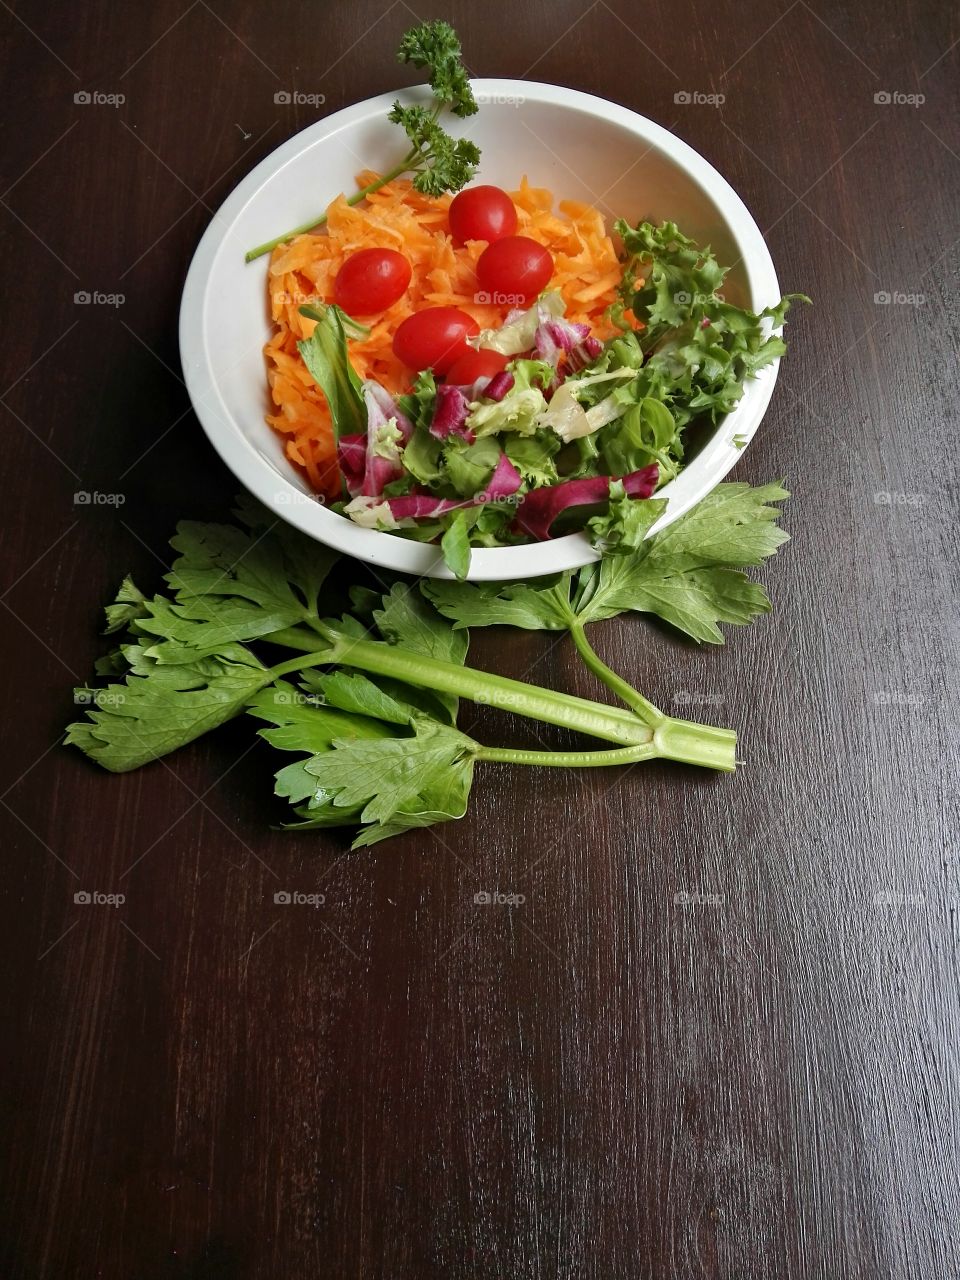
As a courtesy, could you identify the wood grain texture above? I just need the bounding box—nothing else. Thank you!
[1,0,958,1275]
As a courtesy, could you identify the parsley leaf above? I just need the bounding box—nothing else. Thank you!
[396,20,477,117]
[247,581,476,845]
[246,22,480,259]
[374,581,468,666]
[387,106,481,198]
[68,485,788,844]
[251,671,478,848]
[303,670,418,725]
[133,511,337,662]
[67,509,340,771]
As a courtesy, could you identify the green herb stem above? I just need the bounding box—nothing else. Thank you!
[568,621,663,726]
[652,717,737,772]
[318,627,652,747]
[262,625,737,771]
[263,625,329,652]
[244,151,419,262]
[269,649,337,680]
[475,743,656,768]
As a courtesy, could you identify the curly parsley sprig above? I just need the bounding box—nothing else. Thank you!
[245,21,480,262]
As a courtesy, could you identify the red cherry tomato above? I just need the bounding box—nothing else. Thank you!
[444,347,509,385]
[448,185,518,244]
[392,307,480,375]
[477,235,554,304]
[333,248,412,315]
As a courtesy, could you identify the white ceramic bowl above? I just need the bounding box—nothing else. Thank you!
[180,80,781,581]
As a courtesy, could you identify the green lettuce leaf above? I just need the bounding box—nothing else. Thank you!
[587,490,666,553]
[401,427,443,486]
[440,510,472,580]
[505,431,560,487]
[441,436,502,498]
[296,303,366,442]
[606,219,810,434]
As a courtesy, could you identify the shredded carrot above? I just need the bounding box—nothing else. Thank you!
[264,173,625,499]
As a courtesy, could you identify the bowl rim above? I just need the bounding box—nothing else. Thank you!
[179,78,781,581]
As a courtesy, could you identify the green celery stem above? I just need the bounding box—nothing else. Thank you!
[263,627,738,772]
[476,743,656,768]
[322,631,652,748]
[263,625,326,652]
[568,622,662,725]
[652,717,737,773]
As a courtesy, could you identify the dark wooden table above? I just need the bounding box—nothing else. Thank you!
[2,1,958,1275]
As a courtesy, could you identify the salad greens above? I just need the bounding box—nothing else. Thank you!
[245,21,480,261]
[612,220,807,425]
[296,304,366,442]
[298,224,805,577]
[66,483,789,848]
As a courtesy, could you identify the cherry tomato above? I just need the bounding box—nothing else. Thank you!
[448,185,518,244]
[477,235,554,304]
[333,248,411,315]
[444,347,509,385]
[392,307,480,375]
